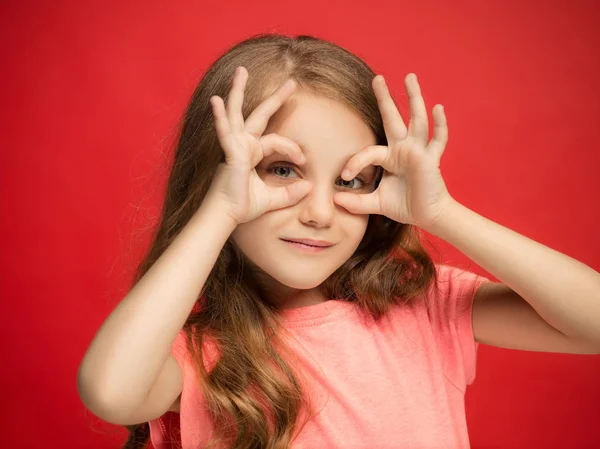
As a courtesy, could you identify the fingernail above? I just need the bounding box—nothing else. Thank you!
[342,169,351,179]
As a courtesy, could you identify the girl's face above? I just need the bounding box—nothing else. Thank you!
[231,91,378,309]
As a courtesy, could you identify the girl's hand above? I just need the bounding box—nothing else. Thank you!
[205,67,312,225]
[333,73,455,231]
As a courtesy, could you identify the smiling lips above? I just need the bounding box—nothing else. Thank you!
[280,238,333,248]
[280,239,334,253]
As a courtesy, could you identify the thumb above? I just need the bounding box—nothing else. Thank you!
[266,181,312,211]
[333,191,379,215]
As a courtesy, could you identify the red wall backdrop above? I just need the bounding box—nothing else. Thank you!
[1,1,599,448]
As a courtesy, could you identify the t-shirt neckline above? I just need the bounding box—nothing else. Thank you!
[278,299,355,327]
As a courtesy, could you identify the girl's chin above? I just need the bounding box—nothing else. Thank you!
[267,273,329,291]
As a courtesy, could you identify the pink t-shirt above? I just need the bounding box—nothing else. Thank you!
[149,264,491,448]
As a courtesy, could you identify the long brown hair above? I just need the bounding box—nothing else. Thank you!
[122,33,438,449]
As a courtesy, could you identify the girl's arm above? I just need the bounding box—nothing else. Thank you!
[429,200,600,350]
[77,198,237,423]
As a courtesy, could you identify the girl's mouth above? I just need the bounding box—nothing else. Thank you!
[281,239,330,253]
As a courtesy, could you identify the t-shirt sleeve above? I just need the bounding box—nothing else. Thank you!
[170,329,192,368]
[148,330,190,448]
[149,329,220,449]
[426,264,492,390]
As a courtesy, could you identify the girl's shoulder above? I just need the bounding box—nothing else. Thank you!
[424,263,491,317]
[431,263,490,293]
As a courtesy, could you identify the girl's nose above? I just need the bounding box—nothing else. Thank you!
[298,186,336,227]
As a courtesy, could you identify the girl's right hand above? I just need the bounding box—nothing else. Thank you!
[204,66,312,225]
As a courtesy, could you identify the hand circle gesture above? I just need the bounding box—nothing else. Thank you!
[205,67,312,225]
[333,74,455,231]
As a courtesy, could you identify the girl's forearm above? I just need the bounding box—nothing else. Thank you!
[428,200,600,345]
[77,200,237,416]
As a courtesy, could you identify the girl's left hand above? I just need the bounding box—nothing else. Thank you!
[333,73,456,231]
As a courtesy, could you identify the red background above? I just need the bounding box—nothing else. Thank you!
[1,0,599,448]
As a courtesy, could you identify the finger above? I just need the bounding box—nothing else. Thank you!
[428,104,448,160]
[266,181,312,211]
[333,191,381,215]
[373,75,407,142]
[341,145,388,181]
[210,95,232,150]
[244,79,297,137]
[405,73,428,143]
[255,133,306,167]
[226,66,248,133]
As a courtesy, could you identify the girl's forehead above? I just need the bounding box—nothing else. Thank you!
[268,95,375,144]
[262,91,377,172]
[271,91,357,121]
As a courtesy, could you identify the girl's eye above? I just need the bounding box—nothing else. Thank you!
[269,165,366,189]
[270,165,299,179]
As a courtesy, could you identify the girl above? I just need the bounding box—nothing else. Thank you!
[77,34,600,449]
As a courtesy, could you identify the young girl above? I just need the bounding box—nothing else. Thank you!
[77,34,600,449]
